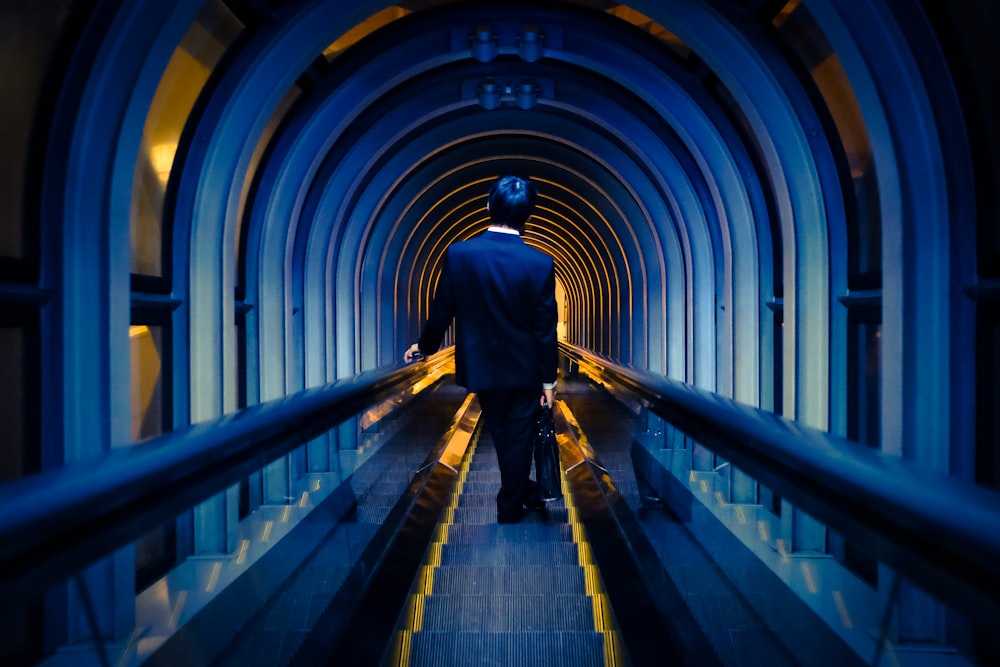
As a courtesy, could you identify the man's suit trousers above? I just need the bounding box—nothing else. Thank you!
[477,386,539,521]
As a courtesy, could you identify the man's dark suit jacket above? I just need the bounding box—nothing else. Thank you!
[417,229,558,392]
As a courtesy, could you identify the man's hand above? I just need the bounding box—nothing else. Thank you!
[403,343,423,363]
[540,386,555,408]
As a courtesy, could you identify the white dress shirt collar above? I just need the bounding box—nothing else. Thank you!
[487,225,520,236]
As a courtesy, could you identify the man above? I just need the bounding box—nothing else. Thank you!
[404,175,558,523]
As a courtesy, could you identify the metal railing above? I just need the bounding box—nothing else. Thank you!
[560,342,1000,624]
[0,352,453,608]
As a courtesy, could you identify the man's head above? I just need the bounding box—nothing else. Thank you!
[487,175,538,230]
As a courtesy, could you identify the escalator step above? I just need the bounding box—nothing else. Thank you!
[419,594,595,632]
[454,491,501,507]
[449,506,570,525]
[382,412,617,667]
[455,480,504,495]
[438,542,579,566]
[408,630,606,667]
[443,523,574,544]
[465,467,501,476]
[458,475,500,484]
[429,565,588,595]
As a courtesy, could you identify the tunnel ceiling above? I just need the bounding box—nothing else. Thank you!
[243,3,713,292]
[201,0,793,376]
[4,0,982,519]
[96,0,969,407]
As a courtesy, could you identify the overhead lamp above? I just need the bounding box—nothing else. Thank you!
[519,24,543,62]
[515,80,537,110]
[478,79,500,110]
[471,24,496,62]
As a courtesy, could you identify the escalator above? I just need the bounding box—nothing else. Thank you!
[189,378,729,666]
[7,352,997,667]
[382,421,626,666]
[167,379,640,666]
[281,386,632,666]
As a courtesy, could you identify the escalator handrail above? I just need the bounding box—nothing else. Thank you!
[560,342,1000,621]
[0,351,453,606]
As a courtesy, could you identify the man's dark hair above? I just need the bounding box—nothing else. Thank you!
[488,175,538,230]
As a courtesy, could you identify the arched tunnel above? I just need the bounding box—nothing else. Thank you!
[1,0,998,665]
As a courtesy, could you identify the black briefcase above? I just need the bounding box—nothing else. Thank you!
[533,405,561,502]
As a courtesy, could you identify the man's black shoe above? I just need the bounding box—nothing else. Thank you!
[521,480,546,510]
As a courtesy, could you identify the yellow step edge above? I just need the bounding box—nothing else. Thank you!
[387,629,411,666]
[389,400,484,667]
[591,594,606,632]
[582,563,603,596]
[416,564,435,595]
[426,542,443,567]
[592,593,617,632]
[398,594,425,632]
[557,399,630,667]
[577,541,594,566]
[603,629,627,667]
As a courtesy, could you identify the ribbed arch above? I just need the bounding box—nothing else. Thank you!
[336,103,699,370]
[519,171,639,360]
[42,0,206,459]
[278,129,696,388]
[388,179,606,360]
[237,1,771,402]
[266,67,688,380]
[634,0,838,425]
[802,0,973,469]
[45,0,960,454]
[355,143,643,368]
[248,66,474,395]
[530,193,626,356]
[173,1,381,420]
[171,0,872,438]
[532,5,767,394]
